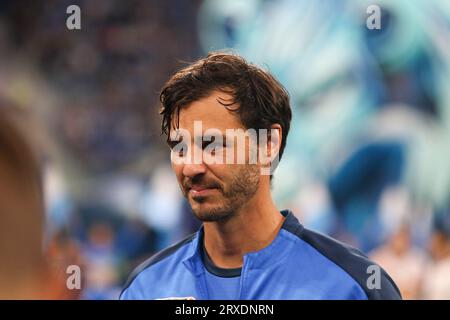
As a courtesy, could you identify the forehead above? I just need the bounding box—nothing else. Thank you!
[172,91,245,133]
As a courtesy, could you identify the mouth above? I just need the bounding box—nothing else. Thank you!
[188,185,219,197]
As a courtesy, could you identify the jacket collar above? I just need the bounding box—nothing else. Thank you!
[182,209,303,274]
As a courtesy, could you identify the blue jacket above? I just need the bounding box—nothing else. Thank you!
[120,210,401,300]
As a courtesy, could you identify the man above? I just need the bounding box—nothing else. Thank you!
[120,52,401,300]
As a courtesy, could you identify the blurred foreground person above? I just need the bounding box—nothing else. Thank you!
[421,219,450,299]
[121,53,401,300]
[0,106,67,299]
[370,224,427,299]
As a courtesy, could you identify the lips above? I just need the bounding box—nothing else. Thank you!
[190,185,213,192]
[187,184,218,197]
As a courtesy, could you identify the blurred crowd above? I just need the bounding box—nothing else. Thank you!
[0,0,449,299]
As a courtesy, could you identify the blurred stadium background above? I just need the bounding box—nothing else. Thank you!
[0,0,449,299]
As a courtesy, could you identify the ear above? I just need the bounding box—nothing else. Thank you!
[267,124,282,160]
[259,124,282,176]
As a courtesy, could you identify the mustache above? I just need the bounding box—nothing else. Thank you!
[182,177,222,190]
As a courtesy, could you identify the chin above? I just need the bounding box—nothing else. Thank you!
[190,201,234,222]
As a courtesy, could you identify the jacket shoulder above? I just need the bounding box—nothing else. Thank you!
[287,224,402,300]
[303,228,401,299]
[120,232,197,299]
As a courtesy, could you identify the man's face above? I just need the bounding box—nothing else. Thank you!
[168,91,260,222]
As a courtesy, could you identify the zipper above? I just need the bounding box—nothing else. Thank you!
[237,255,251,299]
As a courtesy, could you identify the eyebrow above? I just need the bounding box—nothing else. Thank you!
[166,134,228,149]
[202,133,225,141]
[166,131,183,149]
[166,139,179,150]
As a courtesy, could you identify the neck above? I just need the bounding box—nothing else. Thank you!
[203,182,284,269]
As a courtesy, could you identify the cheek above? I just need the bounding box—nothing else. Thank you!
[171,163,184,183]
[207,163,242,184]
[205,163,225,180]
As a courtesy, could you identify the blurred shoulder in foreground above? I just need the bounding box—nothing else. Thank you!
[0,104,73,299]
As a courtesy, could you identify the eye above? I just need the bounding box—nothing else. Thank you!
[175,149,184,157]
[178,142,188,157]
[202,136,226,152]
[169,140,188,157]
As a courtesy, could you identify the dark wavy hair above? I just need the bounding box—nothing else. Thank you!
[159,51,292,162]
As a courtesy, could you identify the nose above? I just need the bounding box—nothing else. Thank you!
[182,162,207,179]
